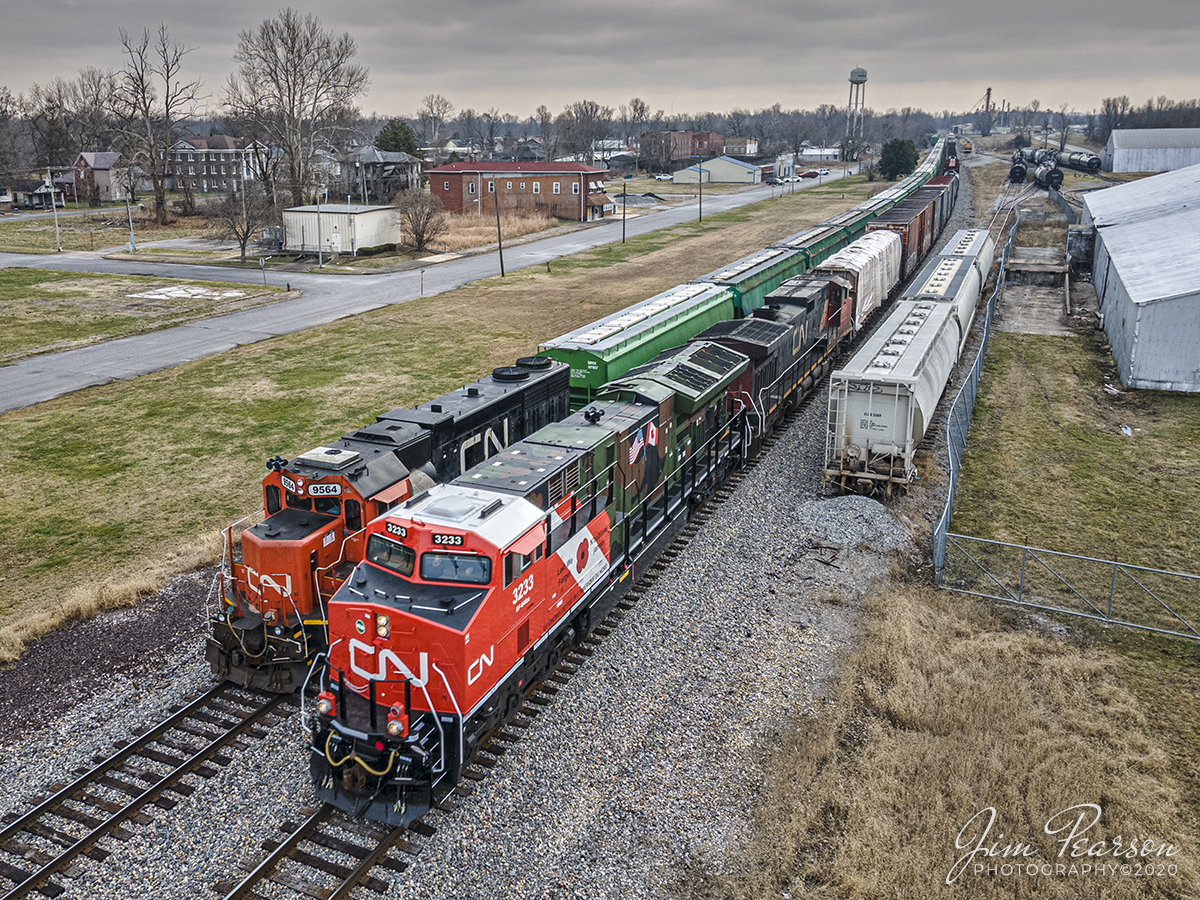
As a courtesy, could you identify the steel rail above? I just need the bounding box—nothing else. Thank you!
[220,804,332,900]
[1,687,289,900]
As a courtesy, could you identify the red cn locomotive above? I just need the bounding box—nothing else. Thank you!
[208,358,570,691]
[308,342,749,824]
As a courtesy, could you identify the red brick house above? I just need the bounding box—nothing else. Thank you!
[427,162,614,221]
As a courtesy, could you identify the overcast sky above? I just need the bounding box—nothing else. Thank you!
[6,1,1199,121]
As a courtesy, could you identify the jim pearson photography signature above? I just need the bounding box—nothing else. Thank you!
[947,804,1182,884]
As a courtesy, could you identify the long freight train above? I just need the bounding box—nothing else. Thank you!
[219,136,954,692]
[306,169,962,825]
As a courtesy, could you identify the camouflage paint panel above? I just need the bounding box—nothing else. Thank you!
[453,443,587,512]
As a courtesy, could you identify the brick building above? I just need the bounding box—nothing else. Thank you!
[428,162,613,221]
[166,135,264,193]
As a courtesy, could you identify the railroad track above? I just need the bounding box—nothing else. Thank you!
[215,801,439,900]
[216,401,822,899]
[0,682,295,900]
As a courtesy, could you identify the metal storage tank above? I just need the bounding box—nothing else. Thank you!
[538,283,736,407]
[1083,165,1200,392]
[825,300,962,488]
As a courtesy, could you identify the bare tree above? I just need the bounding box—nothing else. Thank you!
[419,93,454,152]
[394,187,447,252]
[225,9,369,208]
[114,25,203,224]
[1055,104,1072,151]
[1099,95,1130,144]
[481,107,501,157]
[535,104,555,159]
[207,182,278,261]
[725,107,749,137]
[557,99,612,164]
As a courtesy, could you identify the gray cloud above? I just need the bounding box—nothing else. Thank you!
[5,0,1199,118]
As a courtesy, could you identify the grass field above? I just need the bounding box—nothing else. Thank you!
[0,209,211,253]
[0,174,885,660]
[0,270,286,364]
[684,586,1198,899]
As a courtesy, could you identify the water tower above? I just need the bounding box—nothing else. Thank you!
[846,67,867,154]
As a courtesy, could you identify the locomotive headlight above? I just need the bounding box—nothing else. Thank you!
[386,718,404,736]
[316,691,336,717]
[387,704,408,738]
[376,614,390,638]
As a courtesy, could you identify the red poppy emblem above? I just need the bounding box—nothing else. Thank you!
[576,539,589,572]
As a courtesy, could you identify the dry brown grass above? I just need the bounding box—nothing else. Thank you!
[685,586,1197,899]
[440,211,560,252]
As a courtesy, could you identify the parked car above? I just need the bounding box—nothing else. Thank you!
[800,170,820,179]
[818,168,831,175]
[783,175,801,183]
[764,177,781,186]
[653,173,673,181]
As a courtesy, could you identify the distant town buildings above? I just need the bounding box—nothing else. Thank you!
[428,161,614,221]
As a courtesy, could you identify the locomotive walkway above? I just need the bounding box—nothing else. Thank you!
[0,169,855,413]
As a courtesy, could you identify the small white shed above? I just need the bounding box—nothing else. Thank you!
[283,204,399,255]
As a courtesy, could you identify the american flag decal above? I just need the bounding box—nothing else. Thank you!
[628,429,644,464]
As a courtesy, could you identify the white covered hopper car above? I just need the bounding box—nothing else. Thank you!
[824,300,962,491]
[901,228,996,354]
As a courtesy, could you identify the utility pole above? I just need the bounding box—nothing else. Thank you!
[622,180,626,243]
[493,180,505,277]
[47,169,61,252]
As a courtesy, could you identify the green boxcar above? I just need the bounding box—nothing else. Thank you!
[692,247,809,316]
[538,283,736,410]
[772,225,855,269]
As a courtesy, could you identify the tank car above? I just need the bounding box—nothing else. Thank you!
[1058,151,1102,175]
[209,357,570,690]
[307,342,749,825]
[1033,165,1064,191]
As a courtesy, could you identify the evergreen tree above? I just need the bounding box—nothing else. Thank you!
[374,118,423,157]
[879,138,919,180]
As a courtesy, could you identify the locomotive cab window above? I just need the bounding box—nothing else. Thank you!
[265,484,281,514]
[345,499,362,532]
[286,491,312,510]
[366,535,415,576]
[503,550,535,587]
[314,496,341,516]
[421,552,491,585]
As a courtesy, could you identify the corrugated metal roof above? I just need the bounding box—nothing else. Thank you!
[1083,164,1200,227]
[1109,128,1200,150]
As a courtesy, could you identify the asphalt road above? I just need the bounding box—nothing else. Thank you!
[0,169,855,413]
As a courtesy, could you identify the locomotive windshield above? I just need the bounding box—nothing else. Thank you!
[365,535,416,576]
[420,552,492,585]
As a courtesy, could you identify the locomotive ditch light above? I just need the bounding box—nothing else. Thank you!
[376,614,390,638]
[316,691,336,716]
[387,705,408,738]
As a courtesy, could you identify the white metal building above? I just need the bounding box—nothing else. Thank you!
[673,156,761,184]
[1083,165,1200,392]
[1102,128,1200,173]
[283,204,400,255]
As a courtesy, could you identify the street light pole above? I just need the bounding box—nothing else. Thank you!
[47,168,61,252]
[316,185,324,267]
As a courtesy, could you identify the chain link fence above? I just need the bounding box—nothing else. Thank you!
[932,214,1020,577]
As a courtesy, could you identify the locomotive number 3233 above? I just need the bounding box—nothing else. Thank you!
[431,533,464,546]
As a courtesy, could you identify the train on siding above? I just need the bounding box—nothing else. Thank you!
[219,137,954,694]
[824,228,996,493]
[305,141,961,825]
[1011,147,1102,184]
